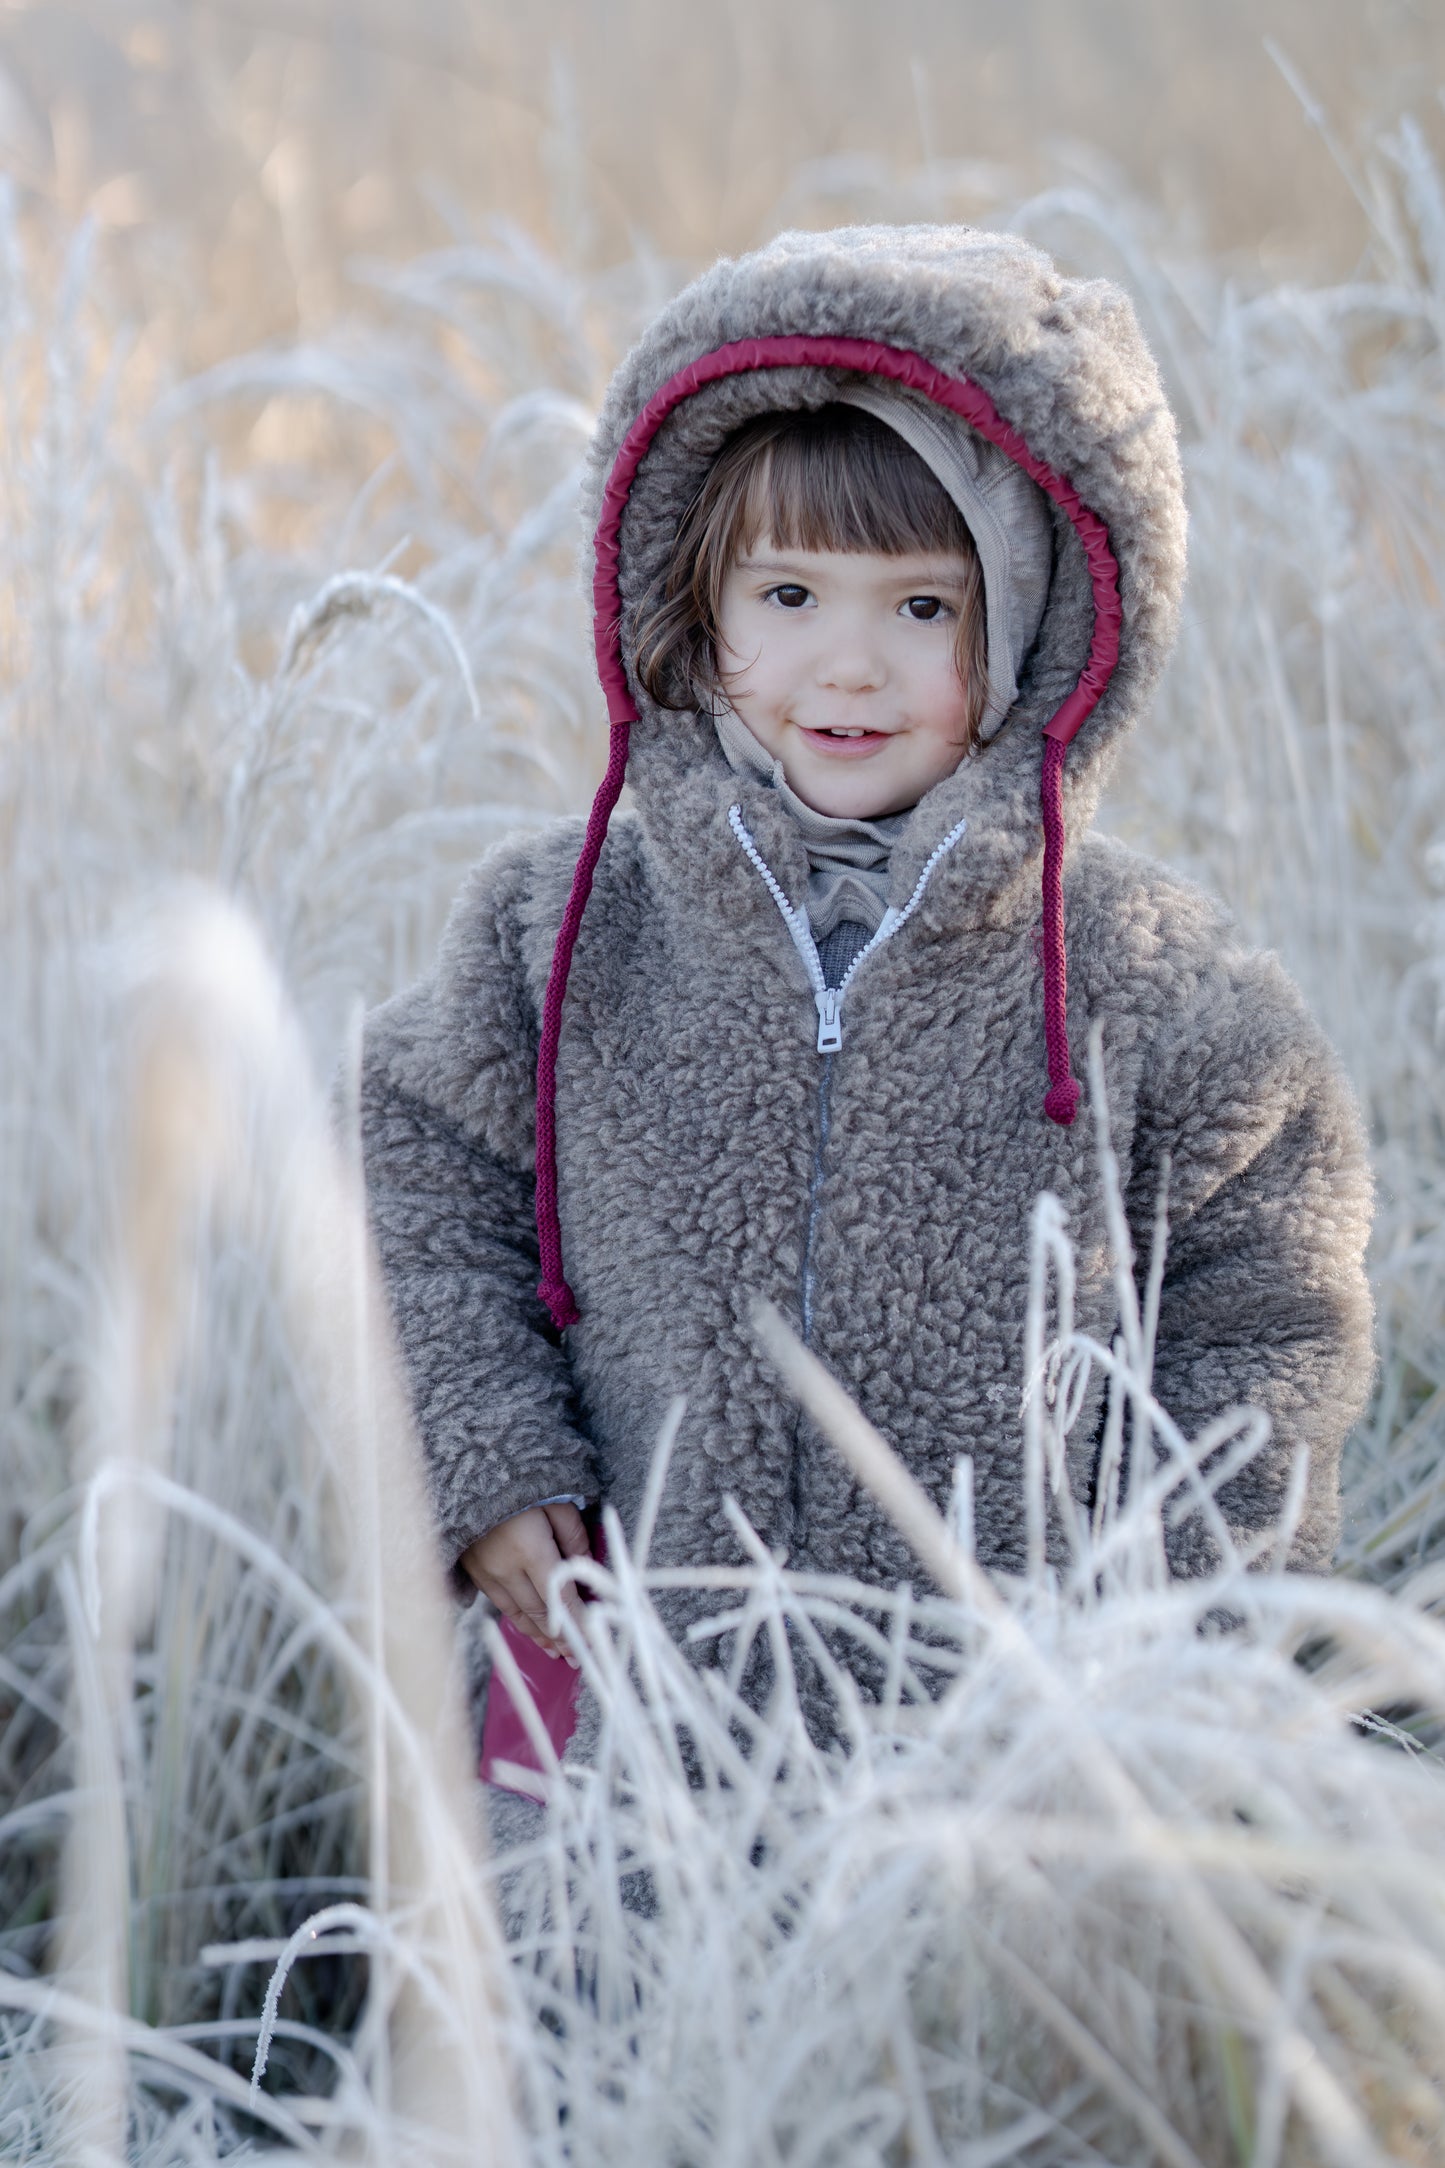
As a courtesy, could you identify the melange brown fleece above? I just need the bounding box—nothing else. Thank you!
[359,225,1374,1737]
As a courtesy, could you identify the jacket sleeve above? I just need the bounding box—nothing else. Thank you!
[1121,939,1375,1577]
[359,833,598,1597]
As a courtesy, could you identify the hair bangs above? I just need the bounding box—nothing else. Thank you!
[749,408,975,561]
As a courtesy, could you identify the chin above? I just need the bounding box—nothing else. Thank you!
[804,762,906,809]
[814,787,901,820]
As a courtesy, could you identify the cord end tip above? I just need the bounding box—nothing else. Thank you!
[1043,1076,1081,1126]
[539,1280,580,1331]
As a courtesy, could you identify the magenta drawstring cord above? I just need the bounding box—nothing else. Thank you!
[533,334,1122,1328]
[534,716,631,1328]
[1039,737,1080,1125]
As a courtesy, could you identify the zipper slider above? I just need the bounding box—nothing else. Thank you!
[815,988,843,1053]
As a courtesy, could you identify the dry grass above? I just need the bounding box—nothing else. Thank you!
[1,7,1444,2159]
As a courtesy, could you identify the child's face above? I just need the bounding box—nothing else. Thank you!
[715,542,978,819]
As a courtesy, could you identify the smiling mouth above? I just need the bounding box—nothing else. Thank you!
[798,725,894,755]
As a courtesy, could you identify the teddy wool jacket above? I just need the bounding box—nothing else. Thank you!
[360,226,1374,1648]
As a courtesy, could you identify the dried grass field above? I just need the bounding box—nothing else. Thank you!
[3,4,1445,2161]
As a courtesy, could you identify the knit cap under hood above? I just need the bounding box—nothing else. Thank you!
[829,378,1055,737]
[533,224,1188,1328]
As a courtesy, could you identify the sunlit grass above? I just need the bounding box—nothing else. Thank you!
[1,66,1443,2163]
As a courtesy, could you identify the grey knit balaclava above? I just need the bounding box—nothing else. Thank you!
[833,380,1055,738]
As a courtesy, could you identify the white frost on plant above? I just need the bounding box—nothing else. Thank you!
[1,70,1444,2168]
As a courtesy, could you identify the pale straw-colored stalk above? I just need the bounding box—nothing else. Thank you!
[52,896,521,2165]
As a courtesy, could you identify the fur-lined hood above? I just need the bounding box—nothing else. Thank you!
[583,223,1187,915]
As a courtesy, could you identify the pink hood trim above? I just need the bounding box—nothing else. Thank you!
[536,335,1122,1331]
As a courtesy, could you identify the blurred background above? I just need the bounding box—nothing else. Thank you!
[5,6,1445,2151]
[4,0,1443,347]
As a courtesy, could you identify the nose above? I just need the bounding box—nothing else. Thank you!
[817,635,887,695]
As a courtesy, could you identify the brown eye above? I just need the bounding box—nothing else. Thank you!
[771,584,810,608]
[905,595,944,621]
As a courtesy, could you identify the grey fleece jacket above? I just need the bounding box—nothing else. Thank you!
[360,226,1374,1675]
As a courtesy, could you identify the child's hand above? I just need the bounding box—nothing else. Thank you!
[460,1502,590,1666]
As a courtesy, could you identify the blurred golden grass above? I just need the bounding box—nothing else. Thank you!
[1,0,1443,382]
[5,0,1441,693]
[2,10,1445,2156]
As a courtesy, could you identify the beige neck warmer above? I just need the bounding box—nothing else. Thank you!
[713,706,909,937]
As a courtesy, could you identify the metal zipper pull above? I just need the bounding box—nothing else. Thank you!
[815,987,843,1053]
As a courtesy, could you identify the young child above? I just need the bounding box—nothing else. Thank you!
[360,225,1373,1780]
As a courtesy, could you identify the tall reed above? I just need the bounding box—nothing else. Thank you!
[2,99,1443,2164]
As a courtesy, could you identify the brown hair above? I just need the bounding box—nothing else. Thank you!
[633,403,989,735]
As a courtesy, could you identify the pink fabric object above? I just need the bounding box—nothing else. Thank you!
[480,1520,607,1797]
[534,335,1123,1329]
[479,1616,584,1798]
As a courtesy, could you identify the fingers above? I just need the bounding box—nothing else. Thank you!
[480,1564,557,1652]
[459,1507,589,1665]
[542,1500,590,1557]
[540,1503,592,1636]
[488,1575,566,1657]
